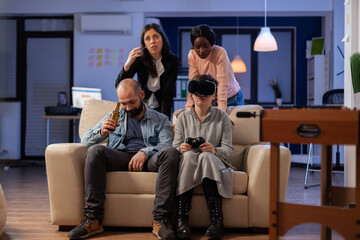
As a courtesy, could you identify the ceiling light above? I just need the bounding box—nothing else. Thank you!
[254,0,278,52]
[231,55,247,73]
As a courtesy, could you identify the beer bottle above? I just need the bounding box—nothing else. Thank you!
[110,102,120,124]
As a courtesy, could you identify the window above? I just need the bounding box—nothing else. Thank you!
[179,27,295,104]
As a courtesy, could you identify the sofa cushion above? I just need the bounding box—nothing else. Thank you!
[231,144,251,171]
[105,171,248,195]
[106,172,157,194]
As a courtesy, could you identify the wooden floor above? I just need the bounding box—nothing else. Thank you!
[0,163,345,240]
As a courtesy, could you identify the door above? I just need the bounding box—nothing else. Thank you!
[25,37,71,156]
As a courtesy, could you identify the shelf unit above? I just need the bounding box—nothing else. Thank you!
[306,54,330,165]
[307,55,327,105]
[173,75,188,111]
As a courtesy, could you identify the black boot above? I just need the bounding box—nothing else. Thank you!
[176,196,192,239]
[204,197,225,239]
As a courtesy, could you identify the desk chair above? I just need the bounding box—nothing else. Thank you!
[304,89,344,189]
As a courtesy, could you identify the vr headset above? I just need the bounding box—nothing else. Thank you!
[188,79,217,96]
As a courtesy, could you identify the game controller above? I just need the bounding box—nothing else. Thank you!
[185,137,206,148]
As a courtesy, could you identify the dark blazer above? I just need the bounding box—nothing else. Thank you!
[115,54,178,118]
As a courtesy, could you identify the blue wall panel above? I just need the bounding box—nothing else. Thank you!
[159,17,322,105]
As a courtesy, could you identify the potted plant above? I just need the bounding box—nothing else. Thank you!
[269,79,282,106]
[351,53,360,108]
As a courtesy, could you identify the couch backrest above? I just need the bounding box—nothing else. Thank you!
[79,99,118,139]
[227,105,263,170]
[173,105,263,145]
[79,100,263,171]
[172,105,263,171]
[227,105,263,145]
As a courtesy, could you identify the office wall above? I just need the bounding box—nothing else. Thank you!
[333,0,345,89]
[0,0,336,105]
[73,13,145,102]
[73,15,322,105]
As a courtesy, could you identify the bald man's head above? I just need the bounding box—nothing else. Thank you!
[116,79,145,118]
[117,78,141,96]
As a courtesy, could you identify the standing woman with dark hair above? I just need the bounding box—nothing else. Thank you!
[185,24,244,113]
[115,23,178,118]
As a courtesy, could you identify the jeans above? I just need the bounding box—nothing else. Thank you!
[212,89,244,107]
[83,145,180,221]
[227,89,244,106]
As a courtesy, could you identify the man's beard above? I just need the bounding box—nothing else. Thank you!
[126,101,144,118]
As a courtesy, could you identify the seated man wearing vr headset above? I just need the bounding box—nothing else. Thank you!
[172,74,235,239]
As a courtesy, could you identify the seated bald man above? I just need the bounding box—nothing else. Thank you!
[68,79,179,240]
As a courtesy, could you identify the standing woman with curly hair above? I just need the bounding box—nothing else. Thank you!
[185,24,244,113]
[115,23,178,118]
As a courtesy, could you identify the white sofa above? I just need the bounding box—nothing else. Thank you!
[45,99,291,229]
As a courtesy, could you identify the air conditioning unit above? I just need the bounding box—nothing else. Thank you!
[80,14,132,34]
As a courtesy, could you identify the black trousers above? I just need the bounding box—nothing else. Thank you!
[178,178,221,201]
[83,145,180,221]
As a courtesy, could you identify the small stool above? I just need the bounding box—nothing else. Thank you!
[0,184,6,237]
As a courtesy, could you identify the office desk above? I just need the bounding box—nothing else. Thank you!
[260,108,359,240]
[42,115,81,146]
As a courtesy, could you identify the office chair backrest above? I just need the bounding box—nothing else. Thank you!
[322,89,344,105]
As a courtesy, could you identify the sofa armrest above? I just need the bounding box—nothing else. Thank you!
[45,143,88,225]
[244,145,291,228]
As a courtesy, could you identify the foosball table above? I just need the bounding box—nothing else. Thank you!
[239,107,360,239]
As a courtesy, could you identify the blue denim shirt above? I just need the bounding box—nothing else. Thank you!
[81,106,173,158]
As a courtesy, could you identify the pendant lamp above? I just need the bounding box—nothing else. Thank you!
[231,55,247,73]
[231,17,247,73]
[254,0,278,52]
